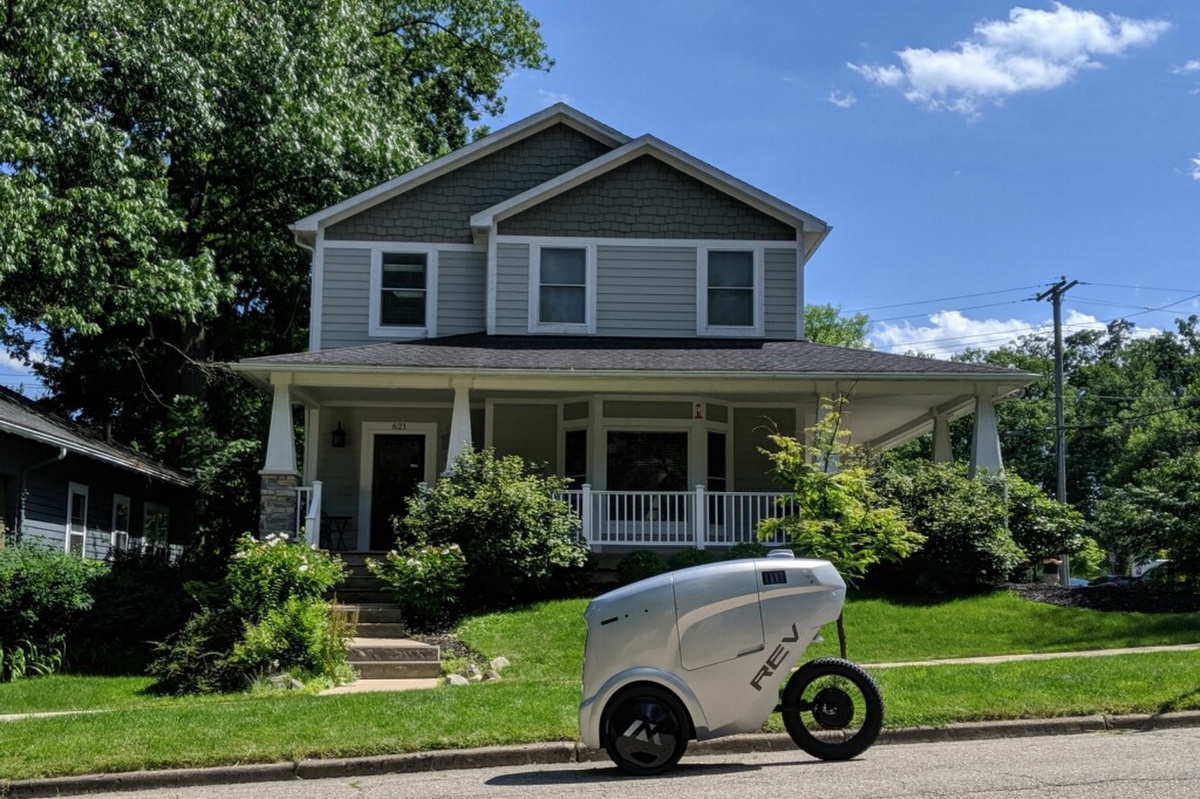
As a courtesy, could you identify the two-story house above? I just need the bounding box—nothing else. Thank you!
[232,105,1035,553]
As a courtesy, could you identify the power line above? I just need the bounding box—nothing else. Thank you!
[846,284,1045,313]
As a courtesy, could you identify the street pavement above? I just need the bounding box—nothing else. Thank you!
[12,725,1200,799]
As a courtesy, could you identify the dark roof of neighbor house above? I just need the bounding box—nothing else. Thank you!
[236,334,1037,381]
[0,387,191,486]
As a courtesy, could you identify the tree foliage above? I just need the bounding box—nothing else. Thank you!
[759,400,924,656]
[804,304,873,348]
[0,0,550,548]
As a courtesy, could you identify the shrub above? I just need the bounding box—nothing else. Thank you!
[401,448,591,607]
[871,461,1024,591]
[226,533,345,617]
[668,549,719,570]
[149,534,353,694]
[232,597,356,685]
[0,544,104,681]
[69,548,206,674]
[724,542,770,560]
[617,549,667,584]
[367,540,466,630]
[147,606,246,694]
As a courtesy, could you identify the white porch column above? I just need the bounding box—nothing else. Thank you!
[968,395,1004,478]
[446,385,473,469]
[264,377,297,473]
[932,413,953,464]
[259,376,299,537]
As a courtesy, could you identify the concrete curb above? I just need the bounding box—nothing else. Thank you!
[5,711,1200,798]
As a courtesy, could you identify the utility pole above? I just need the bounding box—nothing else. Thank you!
[1036,277,1078,587]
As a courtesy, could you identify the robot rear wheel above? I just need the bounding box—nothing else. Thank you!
[780,657,883,761]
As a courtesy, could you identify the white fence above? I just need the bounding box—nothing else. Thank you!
[561,485,793,549]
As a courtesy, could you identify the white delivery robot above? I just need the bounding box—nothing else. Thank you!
[579,551,883,774]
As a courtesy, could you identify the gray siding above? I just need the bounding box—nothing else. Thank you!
[437,250,487,336]
[763,248,798,339]
[492,404,558,473]
[320,248,371,349]
[732,408,796,491]
[596,246,696,337]
[325,124,614,243]
[498,156,797,241]
[494,243,531,335]
[2,433,191,561]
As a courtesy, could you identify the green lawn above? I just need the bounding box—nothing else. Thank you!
[2,590,1199,782]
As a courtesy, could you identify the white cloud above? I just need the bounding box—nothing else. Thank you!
[536,90,574,107]
[1171,59,1200,74]
[870,309,1152,358]
[828,89,857,108]
[849,3,1170,117]
[1191,155,1200,180]
[873,310,1036,356]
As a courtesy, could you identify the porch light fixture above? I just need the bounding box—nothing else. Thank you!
[331,422,347,449]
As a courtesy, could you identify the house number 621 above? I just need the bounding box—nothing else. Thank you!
[391,423,407,430]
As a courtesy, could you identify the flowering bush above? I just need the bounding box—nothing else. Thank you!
[226,533,345,618]
[367,540,466,629]
[149,533,352,694]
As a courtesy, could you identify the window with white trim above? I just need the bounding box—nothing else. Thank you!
[66,482,88,557]
[112,494,131,551]
[531,244,594,333]
[369,247,437,337]
[705,250,756,329]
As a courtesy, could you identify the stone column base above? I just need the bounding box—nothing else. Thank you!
[259,471,300,538]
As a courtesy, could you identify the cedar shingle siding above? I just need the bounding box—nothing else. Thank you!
[497,155,797,241]
[325,124,614,243]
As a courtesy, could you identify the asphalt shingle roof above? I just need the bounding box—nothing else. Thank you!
[237,334,1034,379]
[0,387,191,486]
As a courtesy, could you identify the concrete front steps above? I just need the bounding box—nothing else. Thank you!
[325,557,444,693]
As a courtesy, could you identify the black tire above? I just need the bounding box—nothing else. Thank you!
[780,657,884,761]
[600,685,690,775]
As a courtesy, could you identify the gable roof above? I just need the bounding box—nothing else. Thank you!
[469,134,830,258]
[290,104,630,242]
[0,387,191,487]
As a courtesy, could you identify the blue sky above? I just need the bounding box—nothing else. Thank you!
[488,0,1200,355]
[3,2,1198,393]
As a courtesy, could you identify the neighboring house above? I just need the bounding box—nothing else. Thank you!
[232,104,1036,552]
[0,387,193,560]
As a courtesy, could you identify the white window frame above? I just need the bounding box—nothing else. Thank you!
[697,246,765,337]
[368,245,439,338]
[111,494,131,551]
[528,242,596,334]
[65,482,89,557]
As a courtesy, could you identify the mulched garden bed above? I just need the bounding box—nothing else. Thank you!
[1006,582,1200,613]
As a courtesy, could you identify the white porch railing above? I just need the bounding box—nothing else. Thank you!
[295,481,322,547]
[561,485,793,549]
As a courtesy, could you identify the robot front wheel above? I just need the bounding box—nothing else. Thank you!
[600,684,691,775]
[779,657,884,761]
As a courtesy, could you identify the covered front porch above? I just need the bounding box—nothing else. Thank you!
[233,335,1035,553]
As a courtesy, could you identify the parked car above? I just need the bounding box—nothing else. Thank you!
[1084,574,1134,589]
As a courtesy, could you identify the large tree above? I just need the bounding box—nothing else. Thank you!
[0,0,550,546]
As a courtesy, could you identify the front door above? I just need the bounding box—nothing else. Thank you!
[370,434,427,550]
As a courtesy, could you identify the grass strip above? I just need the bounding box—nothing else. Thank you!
[3,651,1198,781]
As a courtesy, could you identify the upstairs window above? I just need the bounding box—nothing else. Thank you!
[381,252,427,327]
[531,244,594,333]
[369,248,437,337]
[701,249,763,336]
